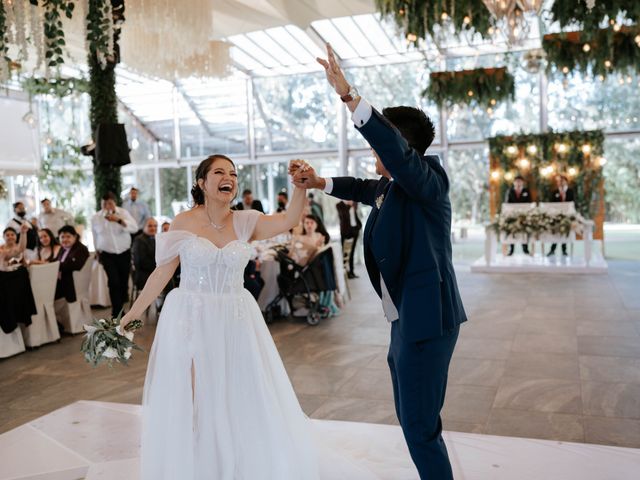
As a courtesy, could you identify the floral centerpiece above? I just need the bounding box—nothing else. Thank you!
[492,209,583,239]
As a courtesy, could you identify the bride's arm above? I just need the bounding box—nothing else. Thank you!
[251,185,307,241]
[119,257,179,329]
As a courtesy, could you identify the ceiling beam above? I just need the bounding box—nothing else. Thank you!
[173,81,215,137]
[117,98,160,142]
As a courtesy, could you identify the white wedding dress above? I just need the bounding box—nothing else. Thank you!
[141,210,381,479]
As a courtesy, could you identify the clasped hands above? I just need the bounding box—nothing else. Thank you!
[288,159,323,190]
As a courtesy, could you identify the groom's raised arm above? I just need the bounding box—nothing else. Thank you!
[326,176,379,208]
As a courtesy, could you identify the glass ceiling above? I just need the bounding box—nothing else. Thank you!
[115,12,546,146]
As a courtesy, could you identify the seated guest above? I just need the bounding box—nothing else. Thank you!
[29,228,62,264]
[0,224,36,334]
[161,221,171,233]
[276,191,288,213]
[505,175,531,256]
[54,225,90,304]
[548,175,575,257]
[132,218,158,291]
[234,189,265,213]
[289,214,329,266]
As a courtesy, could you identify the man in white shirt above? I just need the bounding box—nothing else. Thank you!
[39,198,74,237]
[122,187,151,237]
[92,192,139,317]
[7,201,38,251]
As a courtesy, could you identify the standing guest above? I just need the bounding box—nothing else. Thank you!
[234,189,265,213]
[336,200,362,278]
[132,218,158,291]
[276,191,288,213]
[548,175,575,257]
[91,192,138,317]
[6,201,38,250]
[38,198,74,237]
[122,187,151,237]
[504,175,531,256]
[55,225,90,304]
[29,228,61,264]
[0,223,36,334]
[161,221,171,233]
[308,193,324,223]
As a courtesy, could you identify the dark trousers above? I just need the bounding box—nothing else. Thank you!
[388,321,459,480]
[100,250,131,317]
[341,229,360,274]
[508,243,529,255]
[548,243,567,255]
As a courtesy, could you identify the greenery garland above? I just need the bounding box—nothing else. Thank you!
[42,0,75,67]
[0,177,7,199]
[0,0,8,69]
[543,27,640,77]
[489,130,605,220]
[87,0,121,209]
[550,0,640,33]
[375,0,492,43]
[424,67,515,108]
[21,76,89,97]
[492,210,581,239]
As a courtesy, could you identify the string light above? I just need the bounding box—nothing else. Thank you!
[556,143,568,154]
[613,23,621,32]
[605,60,612,68]
[441,12,449,21]
[491,170,501,180]
[506,145,518,156]
[406,33,418,42]
[518,158,531,169]
[581,144,591,154]
[562,66,570,74]
[467,90,474,97]
[504,172,514,181]
[582,44,591,52]
[463,16,471,25]
[568,167,578,176]
[490,98,497,106]
[598,157,607,167]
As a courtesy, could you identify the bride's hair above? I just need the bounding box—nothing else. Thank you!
[191,154,237,206]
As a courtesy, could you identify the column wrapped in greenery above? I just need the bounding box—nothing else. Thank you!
[87,0,121,209]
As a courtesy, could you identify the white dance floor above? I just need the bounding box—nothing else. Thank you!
[1,401,638,480]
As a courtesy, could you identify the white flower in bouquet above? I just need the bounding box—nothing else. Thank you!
[103,347,119,359]
[81,315,144,368]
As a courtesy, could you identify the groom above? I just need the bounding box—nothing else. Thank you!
[292,44,467,479]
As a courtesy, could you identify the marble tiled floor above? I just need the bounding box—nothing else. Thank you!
[1,260,639,448]
[2,401,639,480]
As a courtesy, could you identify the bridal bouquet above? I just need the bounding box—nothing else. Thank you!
[81,314,144,367]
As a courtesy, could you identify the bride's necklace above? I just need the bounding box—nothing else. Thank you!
[204,205,230,231]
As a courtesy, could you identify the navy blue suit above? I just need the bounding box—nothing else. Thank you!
[329,108,467,479]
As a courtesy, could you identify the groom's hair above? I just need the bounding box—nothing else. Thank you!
[382,106,436,155]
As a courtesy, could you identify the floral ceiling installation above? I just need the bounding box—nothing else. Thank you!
[120,0,230,79]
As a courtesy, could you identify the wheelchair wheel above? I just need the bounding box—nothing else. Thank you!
[306,310,321,326]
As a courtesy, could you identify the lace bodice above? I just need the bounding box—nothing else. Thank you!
[155,210,261,294]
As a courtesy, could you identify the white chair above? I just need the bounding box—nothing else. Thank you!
[56,259,93,334]
[0,327,26,358]
[22,262,61,347]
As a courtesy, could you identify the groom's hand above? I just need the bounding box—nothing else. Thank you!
[316,43,350,97]
[292,164,326,190]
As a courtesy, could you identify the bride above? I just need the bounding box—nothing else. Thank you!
[120,154,378,479]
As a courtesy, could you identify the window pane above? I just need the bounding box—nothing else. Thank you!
[603,137,640,223]
[252,73,338,153]
[160,167,188,217]
[123,168,157,216]
[447,147,490,224]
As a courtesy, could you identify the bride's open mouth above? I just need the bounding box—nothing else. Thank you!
[218,183,234,194]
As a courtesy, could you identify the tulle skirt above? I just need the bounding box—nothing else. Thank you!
[141,288,379,480]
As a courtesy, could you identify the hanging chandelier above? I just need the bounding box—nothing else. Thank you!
[516,0,544,14]
[502,7,530,46]
[482,0,517,20]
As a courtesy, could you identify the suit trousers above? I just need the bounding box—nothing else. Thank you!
[341,229,360,275]
[100,250,132,317]
[388,321,459,479]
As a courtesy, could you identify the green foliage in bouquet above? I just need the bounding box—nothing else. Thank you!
[543,27,640,77]
[424,67,515,109]
[492,210,581,239]
[489,130,605,220]
[375,0,493,43]
[22,76,89,97]
[81,314,144,368]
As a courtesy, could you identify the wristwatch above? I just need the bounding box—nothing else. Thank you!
[340,85,359,103]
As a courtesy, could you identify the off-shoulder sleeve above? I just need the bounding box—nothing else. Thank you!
[233,210,263,242]
[155,230,195,266]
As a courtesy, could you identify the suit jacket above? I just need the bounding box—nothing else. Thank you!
[55,242,90,302]
[506,187,531,203]
[551,188,575,203]
[336,201,361,238]
[132,234,156,289]
[233,200,265,213]
[330,109,467,342]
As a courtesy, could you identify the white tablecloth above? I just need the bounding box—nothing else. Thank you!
[89,256,111,307]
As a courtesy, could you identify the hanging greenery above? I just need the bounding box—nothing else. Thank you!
[0,0,9,79]
[375,0,492,43]
[424,67,515,109]
[488,130,605,221]
[87,0,122,209]
[22,76,89,97]
[0,177,7,200]
[38,138,87,212]
[42,0,75,67]
[543,27,640,77]
[550,0,640,33]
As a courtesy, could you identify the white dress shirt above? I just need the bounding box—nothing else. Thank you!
[91,207,139,254]
[122,198,151,229]
[39,208,74,236]
[324,98,399,322]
